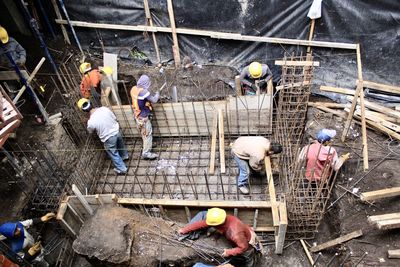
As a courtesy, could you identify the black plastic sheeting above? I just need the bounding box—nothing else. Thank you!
[63,0,400,89]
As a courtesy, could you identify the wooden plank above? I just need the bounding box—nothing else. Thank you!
[363,117,400,141]
[235,75,242,96]
[55,19,357,50]
[274,60,320,67]
[265,157,279,227]
[50,0,71,44]
[388,249,400,259]
[118,198,273,208]
[359,80,400,95]
[308,102,349,109]
[218,109,225,173]
[275,201,288,254]
[72,184,94,216]
[354,109,400,132]
[347,96,400,119]
[307,18,316,53]
[209,111,218,174]
[14,58,46,104]
[360,187,400,201]
[167,0,181,67]
[143,0,161,63]
[300,239,314,265]
[368,213,400,223]
[320,85,355,95]
[377,219,400,230]
[310,230,363,252]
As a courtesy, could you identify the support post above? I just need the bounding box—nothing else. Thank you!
[143,0,161,63]
[235,75,242,96]
[218,109,226,173]
[50,0,70,44]
[209,111,218,174]
[166,0,181,67]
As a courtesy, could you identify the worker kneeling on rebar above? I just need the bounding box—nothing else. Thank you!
[298,129,350,193]
[239,61,272,95]
[231,136,282,195]
[77,98,129,174]
[179,208,260,267]
[0,212,55,264]
[130,74,159,160]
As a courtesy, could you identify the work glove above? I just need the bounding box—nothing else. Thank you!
[41,212,56,222]
[340,153,351,161]
[28,241,42,256]
[222,248,229,258]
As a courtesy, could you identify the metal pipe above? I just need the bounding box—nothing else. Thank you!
[339,251,352,267]
[326,253,339,267]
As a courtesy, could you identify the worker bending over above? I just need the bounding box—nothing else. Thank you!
[0,26,26,68]
[239,61,272,95]
[78,98,129,174]
[79,62,115,106]
[130,75,159,160]
[179,208,258,267]
[0,213,55,262]
[231,136,282,195]
[298,129,350,188]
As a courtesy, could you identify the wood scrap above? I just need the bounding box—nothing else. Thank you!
[360,187,400,201]
[300,239,314,266]
[376,219,400,230]
[320,85,355,95]
[309,230,363,252]
[358,80,400,95]
[388,249,400,259]
[368,213,400,223]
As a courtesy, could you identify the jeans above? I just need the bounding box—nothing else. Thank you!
[192,264,214,267]
[135,117,153,155]
[233,154,250,186]
[186,211,208,240]
[104,132,128,172]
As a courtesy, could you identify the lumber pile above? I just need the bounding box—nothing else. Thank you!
[368,212,400,230]
[315,80,400,141]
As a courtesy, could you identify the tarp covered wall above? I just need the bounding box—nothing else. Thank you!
[63,0,400,89]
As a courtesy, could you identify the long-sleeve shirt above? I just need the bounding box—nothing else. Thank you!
[0,218,39,253]
[239,64,272,87]
[298,141,344,181]
[87,107,119,142]
[231,136,271,171]
[180,215,252,257]
[0,37,26,67]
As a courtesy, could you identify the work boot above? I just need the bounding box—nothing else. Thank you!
[142,152,158,160]
[238,185,250,195]
[114,168,127,175]
[122,156,129,161]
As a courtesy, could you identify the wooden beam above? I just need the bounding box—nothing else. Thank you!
[265,157,279,227]
[308,102,349,109]
[376,219,400,230]
[388,249,400,259]
[167,0,181,67]
[360,80,400,95]
[72,184,94,216]
[55,19,357,50]
[360,187,400,201]
[362,116,400,141]
[310,230,363,252]
[307,18,316,53]
[275,60,320,67]
[218,109,225,173]
[368,213,400,223]
[51,0,71,44]
[275,201,288,254]
[143,0,161,63]
[118,198,273,208]
[354,109,400,132]
[320,85,355,95]
[209,112,218,174]
[347,96,400,119]
[300,239,314,265]
[235,75,242,96]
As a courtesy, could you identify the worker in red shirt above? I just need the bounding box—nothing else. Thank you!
[179,208,258,267]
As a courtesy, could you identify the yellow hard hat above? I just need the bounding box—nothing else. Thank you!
[79,62,91,74]
[100,66,113,75]
[206,208,226,226]
[249,62,262,79]
[77,98,91,111]
[0,26,9,44]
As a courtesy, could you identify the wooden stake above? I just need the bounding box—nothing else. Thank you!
[310,230,363,252]
[166,0,181,67]
[307,19,316,53]
[209,112,218,174]
[143,0,161,63]
[300,239,315,266]
[218,109,226,173]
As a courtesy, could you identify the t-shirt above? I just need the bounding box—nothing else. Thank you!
[87,107,119,142]
[231,136,271,171]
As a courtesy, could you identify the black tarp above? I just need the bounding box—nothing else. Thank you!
[62,0,400,88]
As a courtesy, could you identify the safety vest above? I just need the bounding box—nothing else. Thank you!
[130,86,152,118]
[0,254,19,267]
[80,69,102,98]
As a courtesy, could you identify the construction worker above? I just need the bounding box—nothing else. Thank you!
[179,208,258,267]
[298,129,350,186]
[77,98,129,174]
[239,61,272,95]
[130,75,159,160]
[231,136,282,195]
[0,26,26,68]
[0,213,55,261]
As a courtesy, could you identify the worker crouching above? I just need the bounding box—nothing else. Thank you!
[231,136,282,195]
[130,75,159,160]
[179,208,260,267]
[239,61,272,95]
[78,98,129,174]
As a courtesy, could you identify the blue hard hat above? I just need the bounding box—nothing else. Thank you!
[317,129,336,143]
